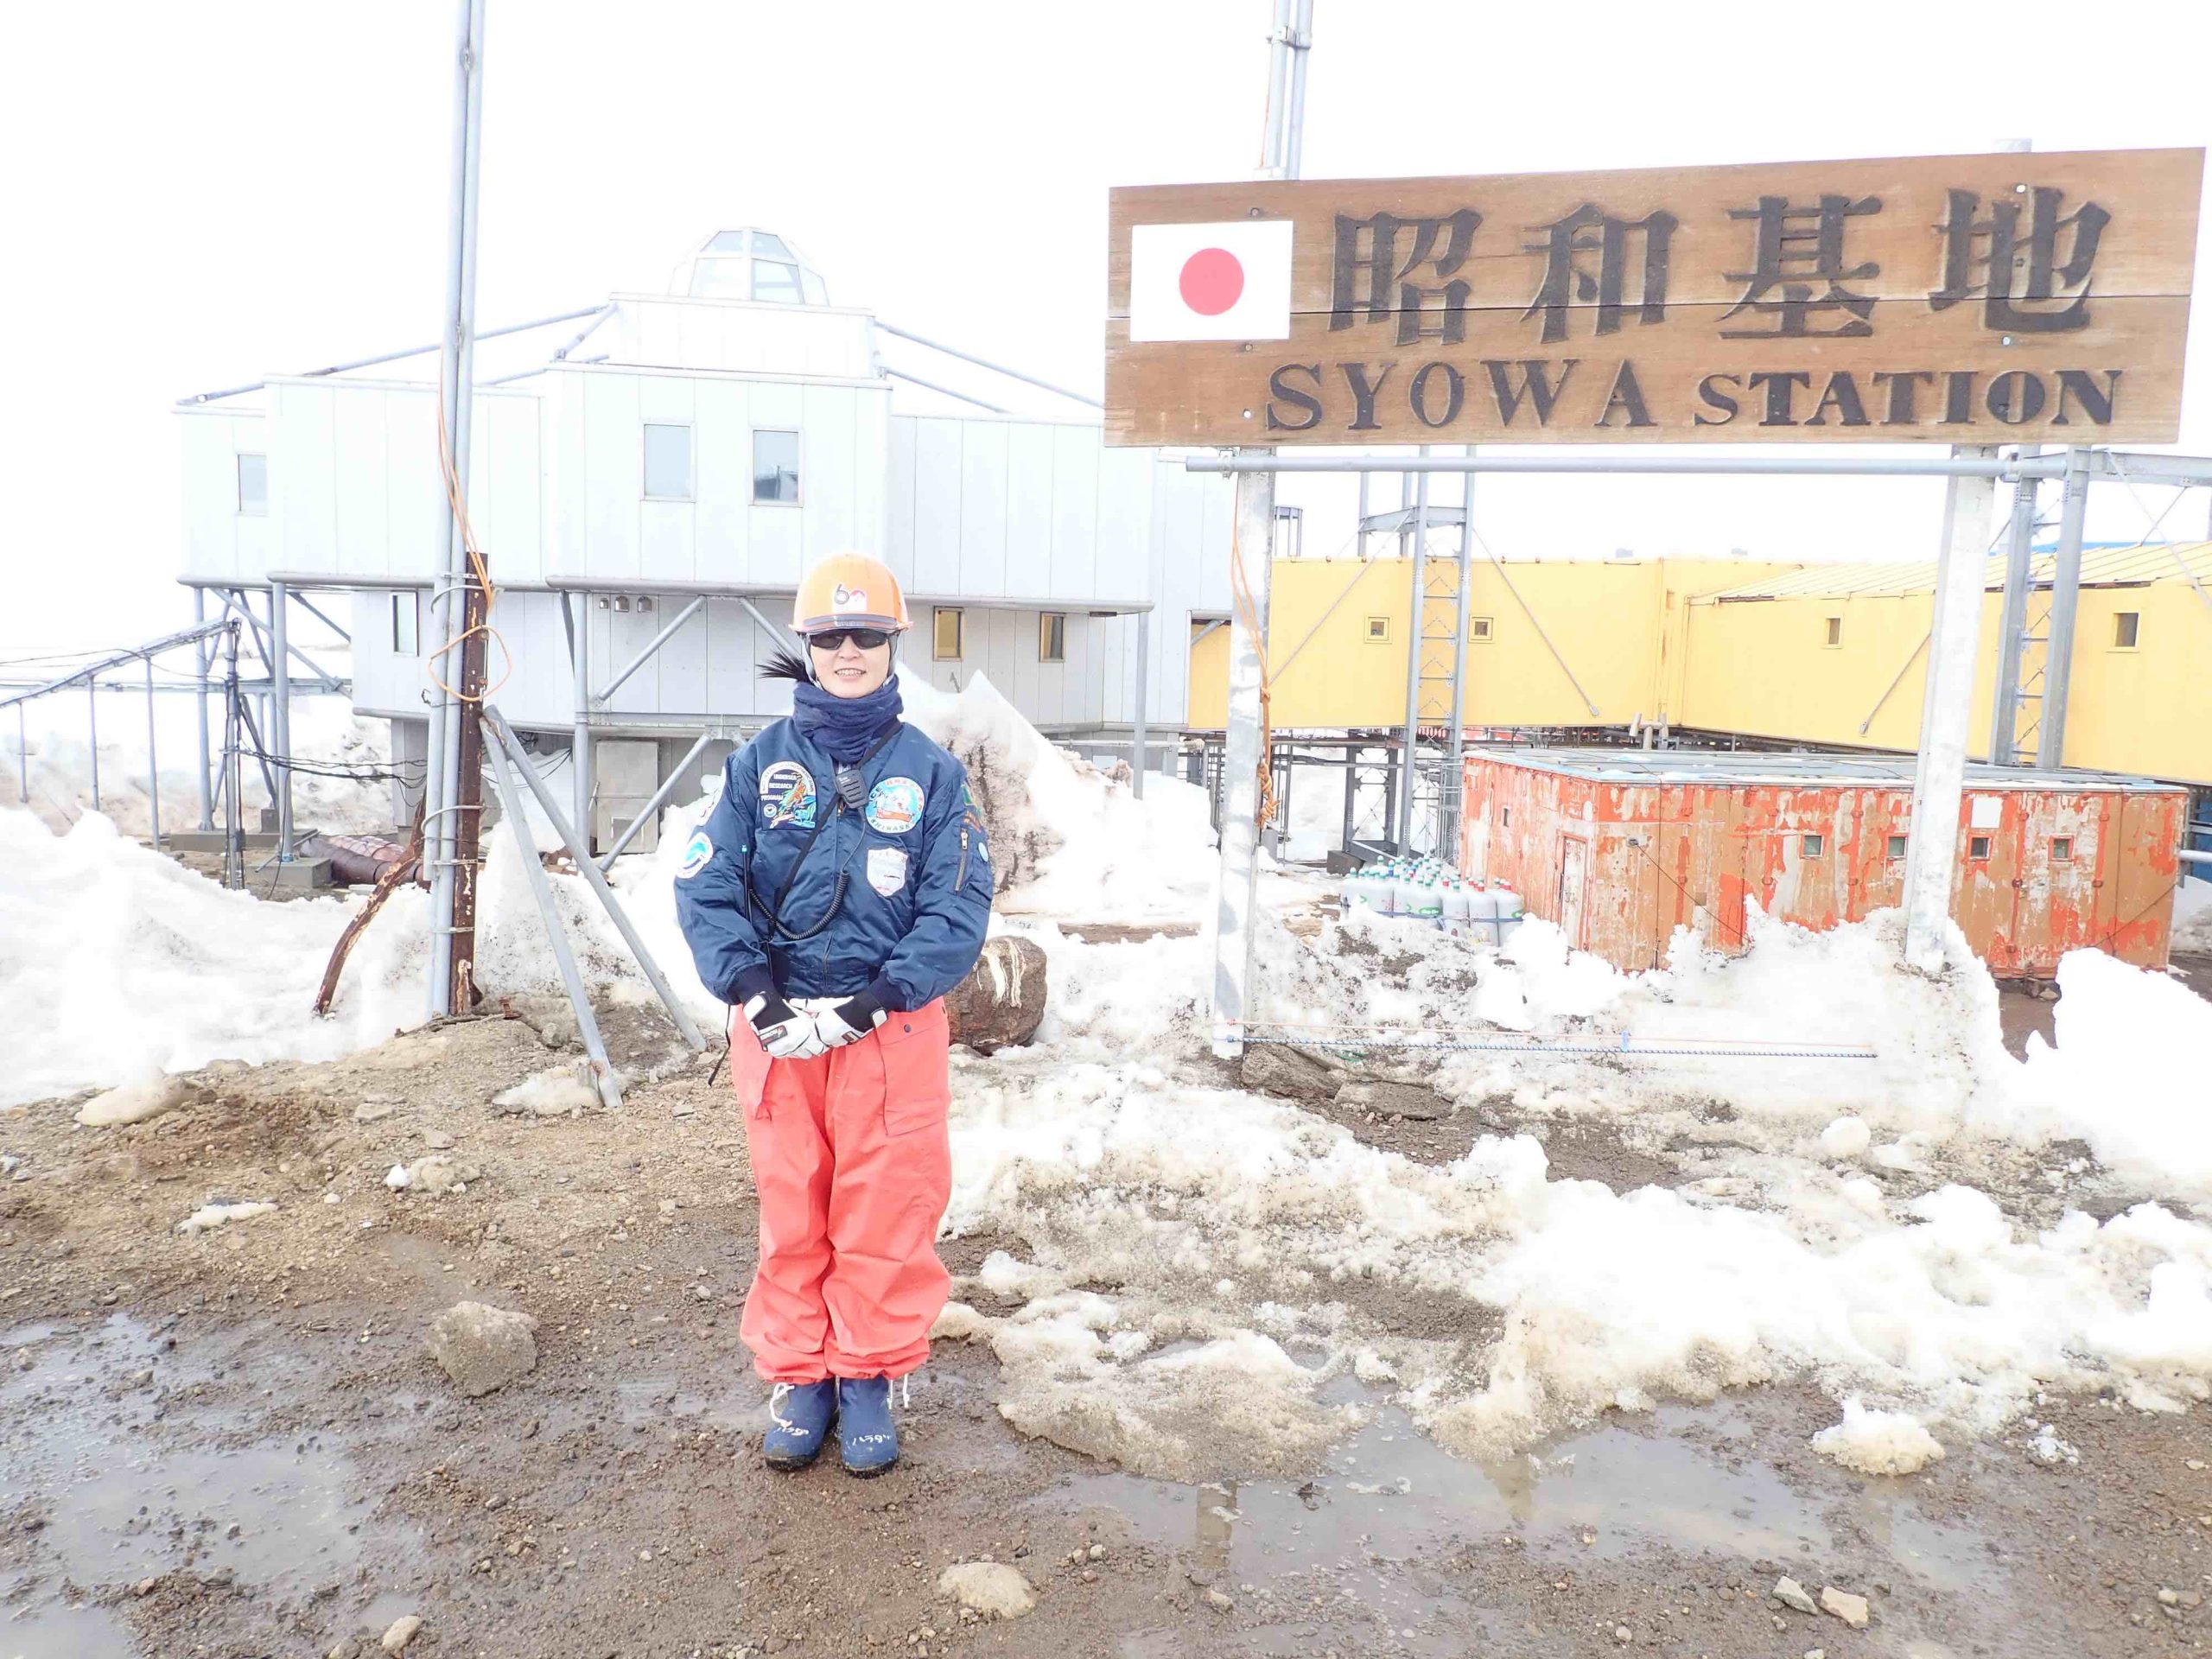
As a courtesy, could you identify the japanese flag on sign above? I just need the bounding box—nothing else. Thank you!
[1128,219,1294,342]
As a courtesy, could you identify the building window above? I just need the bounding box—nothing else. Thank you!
[2113,611,2140,649]
[642,423,692,499]
[753,429,800,504]
[1471,616,1493,642]
[1802,833,1825,857]
[1364,615,1390,642]
[1824,615,1843,647]
[2052,836,2074,861]
[1039,613,1066,663]
[1969,835,1993,860]
[933,607,964,661]
[391,592,421,657]
[236,453,267,516]
[1886,834,1908,859]
[1501,806,1510,827]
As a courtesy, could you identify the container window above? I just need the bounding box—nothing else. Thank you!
[642,423,692,499]
[1969,835,1993,860]
[1801,833,1824,857]
[1471,616,1494,642]
[2112,611,2140,649]
[2051,836,2073,861]
[1039,613,1066,663]
[1886,833,1908,859]
[933,607,964,661]
[753,429,800,504]
[1501,806,1510,827]
[235,453,268,516]
[1364,615,1390,642]
[391,592,420,657]
[1823,615,1843,647]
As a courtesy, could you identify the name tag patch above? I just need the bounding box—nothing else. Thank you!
[866,846,909,897]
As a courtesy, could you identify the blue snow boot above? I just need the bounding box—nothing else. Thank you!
[835,1375,901,1477]
[763,1380,837,1471]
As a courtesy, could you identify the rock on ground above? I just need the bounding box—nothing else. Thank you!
[1821,1586,1871,1627]
[945,937,1049,1054]
[1774,1575,1819,1615]
[937,1560,1035,1619]
[381,1613,423,1652]
[77,1075,193,1128]
[426,1301,539,1398]
[1333,1079,1446,1120]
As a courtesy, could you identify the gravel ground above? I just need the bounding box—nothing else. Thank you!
[3,946,2209,1657]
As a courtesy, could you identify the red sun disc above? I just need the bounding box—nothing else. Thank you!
[1178,247,1245,316]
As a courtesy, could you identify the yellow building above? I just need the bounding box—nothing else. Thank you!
[1188,543,2212,788]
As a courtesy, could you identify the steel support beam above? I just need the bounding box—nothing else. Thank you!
[1211,457,1274,1058]
[270,580,295,860]
[571,592,593,848]
[594,596,704,704]
[1902,449,1999,973]
[1131,609,1150,798]
[192,588,213,830]
[2037,447,2092,769]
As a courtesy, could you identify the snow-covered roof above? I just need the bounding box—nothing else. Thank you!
[1701,541,2212,602]
[1478,747,2186,793]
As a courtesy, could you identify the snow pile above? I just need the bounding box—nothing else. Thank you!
[944,1027,2212,1469]
[899,671,1217,919]
[0,811,416,1107]
[1813,1397,1947,1475]
[175,1199,276,1236]
[2012,950,2212,1201]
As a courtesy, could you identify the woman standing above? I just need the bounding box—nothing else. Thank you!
[675,553,990,1476]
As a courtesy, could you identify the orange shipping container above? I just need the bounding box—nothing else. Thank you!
[1458,749,2189,976]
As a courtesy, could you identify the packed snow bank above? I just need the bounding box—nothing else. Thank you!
[2013,949,2212,1202]
[899,671,1217,919]
[943,1027,2212,1472]
[0,811,415,1106]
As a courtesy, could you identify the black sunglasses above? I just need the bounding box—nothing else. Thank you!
[807,627,892,651]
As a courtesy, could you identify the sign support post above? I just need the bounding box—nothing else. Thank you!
[1901,448,1998,972]
[1213,458,1275,1057]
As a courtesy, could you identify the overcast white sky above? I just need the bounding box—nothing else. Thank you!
[3,0,2209,652]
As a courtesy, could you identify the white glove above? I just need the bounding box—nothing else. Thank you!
[744,992,827,1061]
[811,990,889,1050]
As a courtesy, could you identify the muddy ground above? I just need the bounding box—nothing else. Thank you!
[4,940,2211,1658]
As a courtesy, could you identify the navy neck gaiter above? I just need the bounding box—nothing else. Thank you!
[789,672,904,764]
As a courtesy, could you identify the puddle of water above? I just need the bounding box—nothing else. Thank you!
[1,1315,421,1650]
[1050,1386,2006,1638]
[0,1593,137,1659]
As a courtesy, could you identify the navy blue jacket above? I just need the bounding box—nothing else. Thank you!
[674,719,991,1013]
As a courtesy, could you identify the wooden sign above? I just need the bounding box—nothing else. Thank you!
[1105,148,2202,446]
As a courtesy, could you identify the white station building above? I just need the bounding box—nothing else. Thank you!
[176,229,1234,849]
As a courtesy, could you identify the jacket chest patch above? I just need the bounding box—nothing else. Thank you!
[865,777,925,834]
[866,845,910,898]
[760,760,818,829]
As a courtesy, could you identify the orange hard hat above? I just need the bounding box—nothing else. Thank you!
[791,552,910,635]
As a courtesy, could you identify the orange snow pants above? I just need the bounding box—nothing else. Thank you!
[728,999,955,1383]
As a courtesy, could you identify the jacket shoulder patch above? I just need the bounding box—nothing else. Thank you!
[677,830,714,880]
